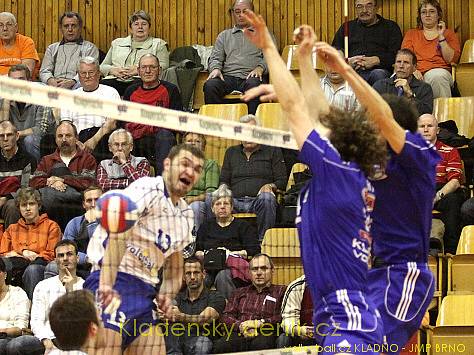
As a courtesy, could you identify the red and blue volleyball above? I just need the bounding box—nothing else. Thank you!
[96,192,139,233]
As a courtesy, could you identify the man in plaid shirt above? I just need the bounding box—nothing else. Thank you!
[96,128,150,191]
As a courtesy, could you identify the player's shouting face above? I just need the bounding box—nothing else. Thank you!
[164,147,204,199]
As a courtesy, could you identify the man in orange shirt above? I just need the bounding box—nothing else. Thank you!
[0,12,39,76]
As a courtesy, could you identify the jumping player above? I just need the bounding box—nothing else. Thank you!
[315,44,440,354]
[243,12,386,354]
[84,144,204,355]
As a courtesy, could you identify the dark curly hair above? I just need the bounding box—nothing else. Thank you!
[320,106,387,178]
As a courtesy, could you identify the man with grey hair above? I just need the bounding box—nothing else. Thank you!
[96,128,150,191]
[217,114,287,241]
[204,0,270,114]
[0,11,39,76]
[40,11,99,89]
[61,56,119,161]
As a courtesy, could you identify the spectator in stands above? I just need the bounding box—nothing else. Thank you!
[418,114,465,254]
[0,187,61,299]
[219,114,286,241]
[213,253,285,353]
[402,0,461,98]
[332,0,402,85]
[163,257,226,355]
[30,121,97,230]
[61,56,119,162]
[123,53,182,175]
[0,257,45,355]
[31,240,85,354]
[320,50,360,111]
[49,289,101,354]
[100,10,169,96]
[5,64,56,161]
[96,129,150,191]
[0,121,36,229]
[40,11,99,89]
[196,184,260,299]
[0,12,39,77]
[44,186,103,279]
[182,132,220,230]
[373,48,434,115]
[277,275,316,348]
[204,0,269,114]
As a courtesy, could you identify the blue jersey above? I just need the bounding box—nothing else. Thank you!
[296,130,375,302]
[371,132,440,264]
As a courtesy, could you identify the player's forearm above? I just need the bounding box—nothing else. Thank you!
[160,252,184,299]
[99,233,127,288]
[298,51,329,117]
[262,44,307,121]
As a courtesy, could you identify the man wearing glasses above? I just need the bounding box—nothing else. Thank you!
[0,12,39,77]
[213,253,286,353]
[332,0,403,85]
[123,53,183,175]
[60,56,119,161]
[96,128,150,191]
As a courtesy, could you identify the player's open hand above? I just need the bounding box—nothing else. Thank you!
[314,42,350,74]
[156,294,174,320]
[242,84,277,103]
[98,284,121,315]
[294,25,317,58]
[242,11,273,50]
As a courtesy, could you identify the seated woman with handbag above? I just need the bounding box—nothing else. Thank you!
[195,184,260,299]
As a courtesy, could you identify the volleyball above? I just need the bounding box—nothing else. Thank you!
[96,192,139,233]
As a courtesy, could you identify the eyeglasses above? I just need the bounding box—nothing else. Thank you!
[131,21,149,28]
[139,65,159,71]
[420,9,438,16]
[355,3,375,11]
[0,23,15,29]
[111,142,131,148]
[78,71,98,77]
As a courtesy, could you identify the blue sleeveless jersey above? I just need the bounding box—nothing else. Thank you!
[371,132,440,264]
[296,130,375,302]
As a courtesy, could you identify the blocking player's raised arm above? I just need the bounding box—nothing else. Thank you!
[314,42,406,154]
[243,11,329,150]
[294,25,331,122]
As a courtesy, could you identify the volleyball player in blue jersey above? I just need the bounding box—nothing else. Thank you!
[313,44,440,354]
[243,12,387,354]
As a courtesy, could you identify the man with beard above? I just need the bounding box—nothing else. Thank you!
[30,121,97,229]
[163,257,226,355]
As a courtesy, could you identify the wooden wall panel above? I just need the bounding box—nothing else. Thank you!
[1,0,473,56]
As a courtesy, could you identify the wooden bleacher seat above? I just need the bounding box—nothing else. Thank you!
[433,97,474,138]
[255,102,289,131]
[447,225,474,294]
[428,253,444,309]
[454,39,474,97]
[428,294,474,355]
[198,103,247,167]
[261,227,303,285]
[286,163,309,191]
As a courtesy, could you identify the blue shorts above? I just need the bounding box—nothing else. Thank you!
[84,270,159,349]
[368,262,434,354]
[313,289,383,355]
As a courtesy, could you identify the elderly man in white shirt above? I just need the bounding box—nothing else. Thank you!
[61,56,119,161]
[30,240,84,354]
